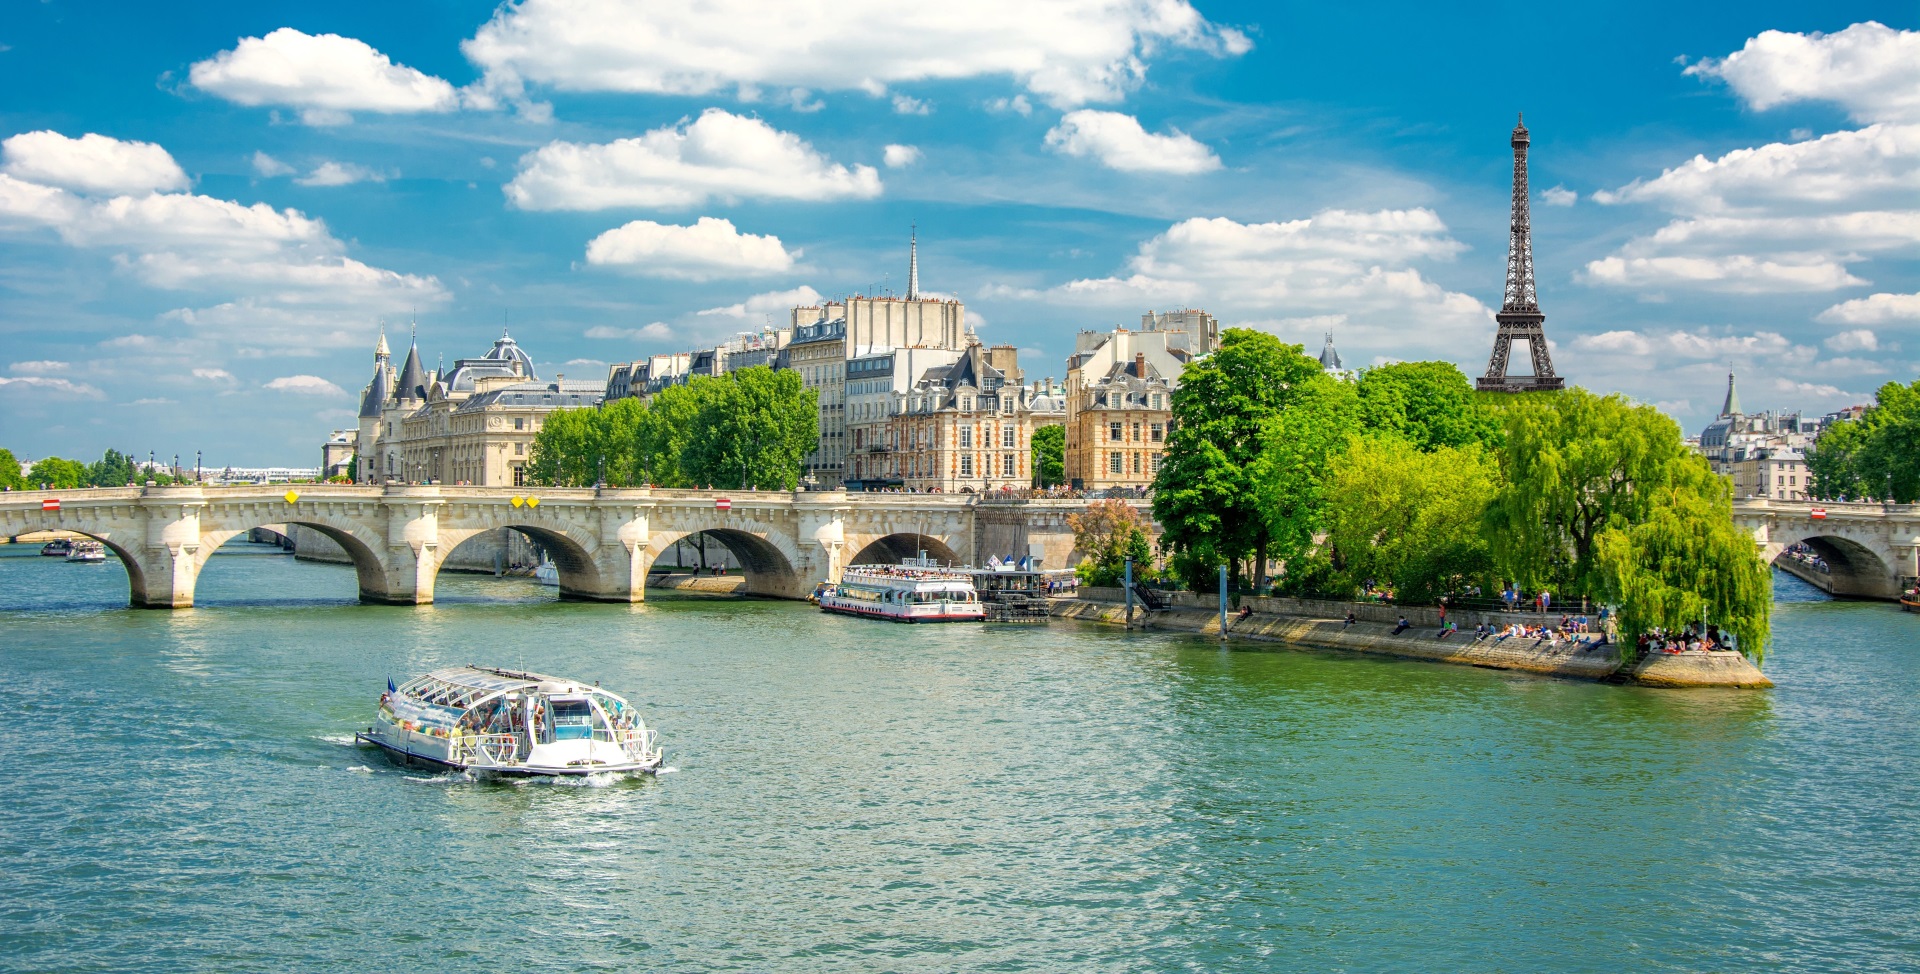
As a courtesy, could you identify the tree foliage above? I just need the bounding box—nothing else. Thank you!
[529,367,818,490]
[0,448,25,490]
[1806,377,1920,502]
[1068,498,1153,587]
[1595,457,1772,664]
[1030,424,1065,487]
[1152,328,1320,591]
[1483,389,1694,598]
[1322,437,1498,605]
[26,456,88,489]
[1355,361,1499,452]
[1252,373,1360,575]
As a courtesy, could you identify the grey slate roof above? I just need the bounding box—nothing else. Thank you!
[395,343,430,401]
[358,363,391,418]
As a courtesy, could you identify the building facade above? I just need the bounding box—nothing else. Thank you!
[850,343,1064,492]
[1061,320,1197,490]
[1697,371,1817,500]
[350,329,603,486]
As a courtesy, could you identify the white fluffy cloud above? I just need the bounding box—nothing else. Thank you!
[585,322,673,340]
[1002,209,1490,358]
[462,0,1250,110]
[506,109,882,210]
[251,151,295,177]
[1541,186,1576,206]
[2,131,189,195]
[9,360,70,373]
[190,28,460,125]
[296,161,389,187]
[882,144,922,169]
[1818,291,1920,324]
[1824,329,1879,352]
[891,94,931,116]
[584,217,796,280]
[1684,21,1920,124]
[697,285,824,319]
[1571,328,1799,359]
[0,376,105,398]
[1589,25,1920,298]
[0,134,444,357]
[1043,110,1220,174]
[263,374,346,396]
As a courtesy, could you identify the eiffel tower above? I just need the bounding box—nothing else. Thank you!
[1477,114,1564,392]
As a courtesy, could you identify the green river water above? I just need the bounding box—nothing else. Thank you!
[1,544,1916,973]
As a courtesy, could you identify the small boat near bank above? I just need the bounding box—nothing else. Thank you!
[65,541,107,563]
[357,666,663,777]
[819,558,986,623]
[40,538,72,556]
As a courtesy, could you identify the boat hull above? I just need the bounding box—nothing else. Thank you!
[818,599,984,623]
[355,732,659,777]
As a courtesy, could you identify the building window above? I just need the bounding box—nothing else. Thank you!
[960,428,973,448]
[1151,394,1163,409]
[1132,423,1141,442]
[515,443,524,456]
[1151,453,1161,473]
[1109,422,1123,441]
[513,417,524,430]
[1109,452,1122,474]
[1003,425,1016,448]
[1151,423,1164,442]
[960,456,974,477]
[512,466,525,487]
[1132,453,1142,474]
[1002,453,1016,477]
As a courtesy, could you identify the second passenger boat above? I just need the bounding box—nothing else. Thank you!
[818,558,986,623]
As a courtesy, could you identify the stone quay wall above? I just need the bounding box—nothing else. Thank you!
[1056,592,1772,689]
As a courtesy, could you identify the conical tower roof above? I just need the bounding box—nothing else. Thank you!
[1318,332,1342,371]
[395,341,430,401]
[1720,371,1741,417]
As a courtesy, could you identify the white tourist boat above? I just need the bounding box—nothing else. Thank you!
[533,561,559,586]
[356,665,663,777]
[65,540,107,563]
[818,557,986,623]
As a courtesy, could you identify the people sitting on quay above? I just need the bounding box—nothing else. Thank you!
[1392,615,1410,635]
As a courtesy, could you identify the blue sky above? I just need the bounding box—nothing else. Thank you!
[2,1,1916,464]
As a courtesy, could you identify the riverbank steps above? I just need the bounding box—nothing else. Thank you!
[1056,590,1772,689]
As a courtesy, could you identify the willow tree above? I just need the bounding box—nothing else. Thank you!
[1484,389,1693,598]
[1595,457,1772,664]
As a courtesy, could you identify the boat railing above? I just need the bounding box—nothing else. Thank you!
[451,731,523,766]
[595,725,659,763]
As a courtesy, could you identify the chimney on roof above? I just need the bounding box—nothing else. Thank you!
[1135,352,1146,377]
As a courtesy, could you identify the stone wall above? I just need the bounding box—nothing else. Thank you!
[1054,594,1772,689]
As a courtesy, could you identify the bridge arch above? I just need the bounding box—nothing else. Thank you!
[648,525,807,598]
[199,520,392,604]
[435,523,608,601]
[846,532,966,567]
[1762,531,1899,599]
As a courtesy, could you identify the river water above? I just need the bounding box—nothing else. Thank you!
[2,545,1916,973]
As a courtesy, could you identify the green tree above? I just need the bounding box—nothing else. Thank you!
[1153,329,1320,591]
[1030,424,1065,487]
[0,448,24,491]
[1484,389,1693,598]
[1595,457,1772,665]
[681,367,819,490]
[525,407,605,487]
[1322,436,1498,605]
[1068,499,1153,587]
[636,382,707,487]
[1253,373,1361,580]
[86,449,138,487]
[27,456,88,489]
[1808,378,1920,502]
[1355,361,1500,451]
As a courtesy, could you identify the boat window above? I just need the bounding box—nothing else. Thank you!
[549,699,597,741]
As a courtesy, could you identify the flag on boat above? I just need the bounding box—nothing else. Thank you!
[388,677,396,693]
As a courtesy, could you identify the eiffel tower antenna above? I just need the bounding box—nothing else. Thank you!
[1478,113,1565,392]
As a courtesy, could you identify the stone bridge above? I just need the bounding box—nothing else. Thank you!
[0,485,1128,609]
[1734,498,1920,599]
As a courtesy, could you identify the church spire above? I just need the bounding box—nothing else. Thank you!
[906,224,919,300]
[374,322,389,360]
[1720,370,1741,417]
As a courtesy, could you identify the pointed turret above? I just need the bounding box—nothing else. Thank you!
[358,329,394,418]
[1318,332,1343,371]
[1720,371,1741,417]
[395,339,429,401]
[906,225,920,300]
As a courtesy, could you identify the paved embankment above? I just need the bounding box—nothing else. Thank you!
[1774,557,1834,594]
[647,574,746,594]
[1052,590,1772,689]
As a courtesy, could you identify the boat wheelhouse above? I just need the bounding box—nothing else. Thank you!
[819,560,986,623]
[962,566,1078,622]
[357,666,662,777]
